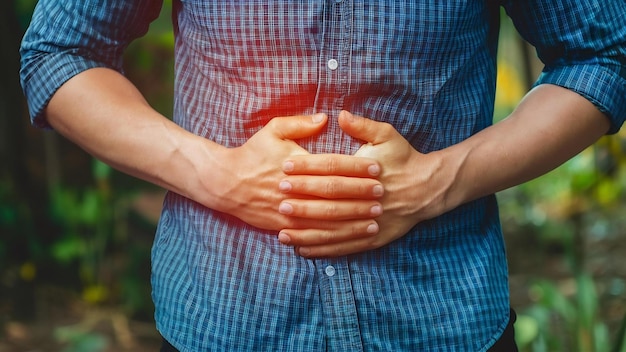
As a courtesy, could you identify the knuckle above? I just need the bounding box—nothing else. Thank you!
[265,118,278,129]
[377,122,396,138]
[353,161,366,175]
[279,216,297,229]
[326,157,338,173]
[325,181,338,198]
[380,121,394,132]
[331,247,344,257]
[350,223,361,237]
[324,203,338,218]
[354,205,365,217]
[320,230,335,244]
[365,236,384,250]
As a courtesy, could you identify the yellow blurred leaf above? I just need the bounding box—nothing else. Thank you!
[82,285,109,304]
[495,61,525,109]
[19,262,36,282]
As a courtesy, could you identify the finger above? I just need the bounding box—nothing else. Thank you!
[279,176,384,199]
[295,235,386,258]
[337,110,394,145]
[278,198,383,220]
[267,113,328,140]
[283,154,381,177]
[278,220,379,247]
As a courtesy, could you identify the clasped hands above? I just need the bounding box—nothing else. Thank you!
[218,110,448,258]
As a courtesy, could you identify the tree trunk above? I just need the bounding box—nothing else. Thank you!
[0,0,60,258]
[0,0,25,176]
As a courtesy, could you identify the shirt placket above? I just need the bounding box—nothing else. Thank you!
[316,258,363,351]
[314,3,363,351]
[312,0,354,154]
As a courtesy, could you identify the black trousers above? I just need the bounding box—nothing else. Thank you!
[488,309,519,352]
[160,309,518,351]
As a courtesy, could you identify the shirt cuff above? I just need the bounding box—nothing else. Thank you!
[535,63,626,134]
[21,52,117,129]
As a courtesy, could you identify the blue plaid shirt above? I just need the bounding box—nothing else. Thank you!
[21,0,626,351]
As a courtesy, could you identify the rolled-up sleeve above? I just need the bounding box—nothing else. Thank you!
[503,0,626,134]
[20,0,163,128]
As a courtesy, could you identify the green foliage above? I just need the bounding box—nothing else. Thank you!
[500,137,626,239]
[124,0,175,118]
[515,274,626,352]
[54,325,108,352]
[612,314,626,352]
[47,159,113,285]
[43,158,154,315]
[502,133,626,351]
[14,0,37,29]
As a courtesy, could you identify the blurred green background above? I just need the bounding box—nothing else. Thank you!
[1,1,625,351]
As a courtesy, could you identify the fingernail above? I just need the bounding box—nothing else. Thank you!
[367,223,379,234]
[372,184,384,197]
[279,180,292,192]
[283,161,294,172]
[278,231,291,244]
[298,247,311,256]
[370,205,382,216]
[368,164,380,176]
[279,202,293,214]
[312,113,325,123]
[342,110,355,122]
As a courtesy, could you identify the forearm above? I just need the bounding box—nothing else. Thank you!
[441,84,610,209]
[46,67,226,206]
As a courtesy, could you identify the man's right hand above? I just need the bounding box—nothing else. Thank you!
[203,113,384,233]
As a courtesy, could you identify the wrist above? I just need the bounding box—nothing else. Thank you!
[427,145,473,216]
[155,127,231,210]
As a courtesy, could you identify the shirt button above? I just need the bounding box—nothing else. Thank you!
[327,59,339,70]
[325,265,336,277]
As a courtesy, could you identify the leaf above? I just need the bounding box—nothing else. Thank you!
[593,322,610,352]
[80,190,101,225]
[50,187,80,225]
[611,312,626,352]
[533,281,576,325]
[576,274,598,330]
[92,159,112,182]
[596,178,620,205]
[19,261,36,281]
[570,170,597,194]
[82,284,109,304]
[55,326,108,352]
[514,314,539,348]
[52,236,85,263]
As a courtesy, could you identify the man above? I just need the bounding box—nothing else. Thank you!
[20,0,625,350]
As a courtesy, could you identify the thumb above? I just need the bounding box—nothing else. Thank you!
[269,113,328,140]
[338,110,390,145]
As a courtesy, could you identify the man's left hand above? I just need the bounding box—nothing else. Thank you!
[279,111,453,257]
